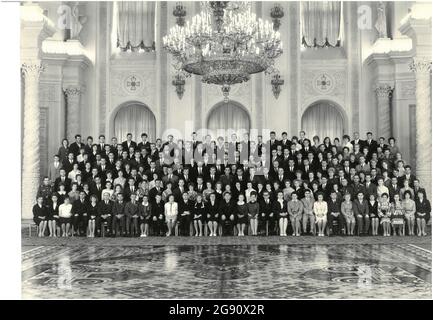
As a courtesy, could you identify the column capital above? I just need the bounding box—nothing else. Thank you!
[410,58,432,74]
[374,83,394,98]
[21,61,44,78]
[63,85,84,96]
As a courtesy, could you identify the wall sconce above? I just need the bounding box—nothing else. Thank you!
[172,74,186,99]
[173,2,187,27]
[270,4,284,31]
[271,73,284,99]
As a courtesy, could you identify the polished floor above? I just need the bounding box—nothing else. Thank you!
[22,242,431,299]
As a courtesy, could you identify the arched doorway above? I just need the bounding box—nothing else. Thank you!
[207,101,250,138]
[113,102,156,142]
[301,100,346,141]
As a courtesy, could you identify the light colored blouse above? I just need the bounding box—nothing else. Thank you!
[341,201,354,217]
[59,203,72,218]
[313,201,328,218]
[164,202,178,218]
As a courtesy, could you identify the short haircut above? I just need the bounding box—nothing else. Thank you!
[75,134,81,139]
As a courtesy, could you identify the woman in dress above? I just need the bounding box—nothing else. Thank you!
[415,190,431,236]
[202,181,214,202]
[376,177,389,199]
[187,183,198,202]
[402,190,416,236]
[193,194,205,236]
[288,192,303,236]
[314,193,328,237]
[139,195,152,237]
[244,182,256,203]
[87,194,98,238]
[47,193,59,237]
[273,191,288,236]
[236,194,248,236]
[162,182,173,202]
[206,193,219,236]
[399,179,414,201]
[282,180,294,202]
[378,193,392,236]
[388,137,399,156]
[390,194,405,236]
[58,138,69,163]
[341,193,355,236]
[368,194,379,236]
[68,182,80,204]
[33,196,47,237]
[247,192,260,236]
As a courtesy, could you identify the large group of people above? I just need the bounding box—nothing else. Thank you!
[32,130,431,238]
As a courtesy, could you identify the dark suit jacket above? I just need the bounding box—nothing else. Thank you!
[122,140,137,151]
[69,142,84,157]
[98,200,113,217]
[54,177,72,193]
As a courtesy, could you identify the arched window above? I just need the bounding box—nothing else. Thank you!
[301,101,345,142]
[114,102,156,142]
[207,102,250,138]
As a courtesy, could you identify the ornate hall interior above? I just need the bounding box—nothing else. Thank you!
[20,1,432,300]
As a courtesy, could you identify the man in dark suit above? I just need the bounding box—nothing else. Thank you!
[71,191,88,236]
[136,133,150,152]
[219,167,234,188]
[62,152,75,174]
[69,134,84,158]
[398,165,417,188]
[54,168,72,192]
[365,132,378,154]
[148,179,163,203]
[191,132,201,151]
[121,133,137,152]
[96,135,106,154]
[280,132,291,150]
[97,191,113,236]
[351,132,365,150]
[124,177,138,202]
[268,131,280,151]
[84,136,94,155]
[110,137,119,154]
[90,176,104,201]
[205,166,219,188]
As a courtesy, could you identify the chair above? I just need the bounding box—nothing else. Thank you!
[28,222,38,237]
[101,222,109,237]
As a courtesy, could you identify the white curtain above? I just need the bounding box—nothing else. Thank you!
[207,103,250,139]
[301,1,341,47]
[114,104,156,142]
[116,1,155,51]
[301,102,345,142]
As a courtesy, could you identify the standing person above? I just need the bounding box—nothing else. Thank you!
[415,191,431,236]
[368,194,379,236]
[193,194,206,236]
[301,189,315,235]
[47,194,59,237]
[341,193,356,236]
[112,193,126,237]
[139,195,152,237]
[402,190,416,236]
[287,192,303,236]
[164,194,178,237]
[378,193,392,236]
[58,138,69,163]
[353,192,370,236]
[87,195,98,238]
[391,194,405,236]
[247,192,260,236]
[59,197,73,237]
[125,193,140,237]
[236,194,248,236]
[206,193,219,236]
[314,193,328,237]
[33,196,47,237]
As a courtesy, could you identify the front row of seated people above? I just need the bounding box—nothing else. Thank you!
[33,187,430,238]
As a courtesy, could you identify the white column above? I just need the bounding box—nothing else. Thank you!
[64,86,83,140]
[21,62,44,219]
[374,83,393,138]
[410,58,432,197]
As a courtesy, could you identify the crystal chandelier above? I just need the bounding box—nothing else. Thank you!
[163,1,283,102]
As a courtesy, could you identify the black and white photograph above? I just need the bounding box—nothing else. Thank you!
[2,0,433,304]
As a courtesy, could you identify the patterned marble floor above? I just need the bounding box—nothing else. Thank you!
[22,243,431,299]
